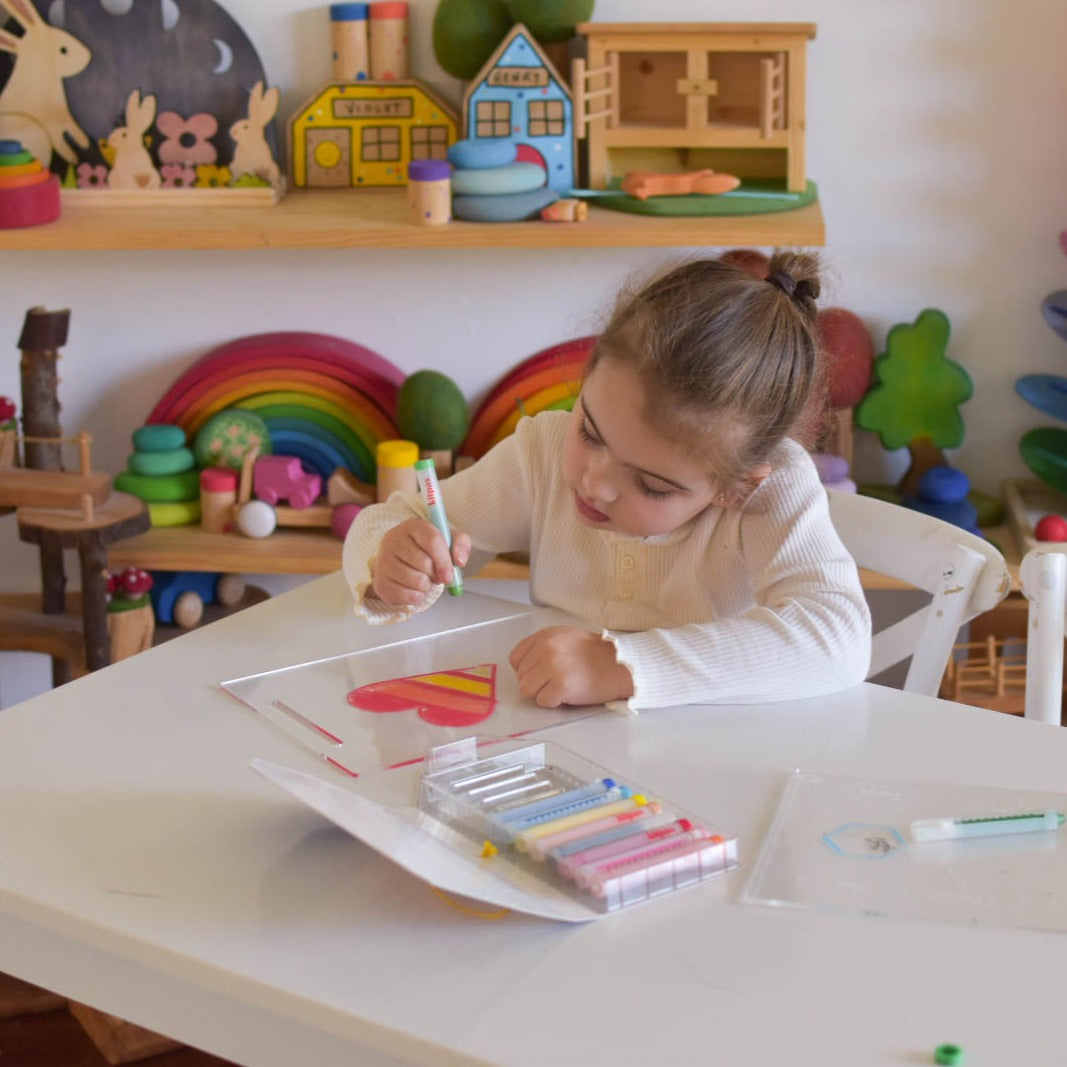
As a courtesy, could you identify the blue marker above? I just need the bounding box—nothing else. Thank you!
[494,778,620,824]
[414,458,462,596]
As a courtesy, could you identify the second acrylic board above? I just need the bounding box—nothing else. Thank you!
[743,770,1067,935]
[222,604,608,777]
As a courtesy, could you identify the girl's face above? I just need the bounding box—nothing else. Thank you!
[561,359,722,537]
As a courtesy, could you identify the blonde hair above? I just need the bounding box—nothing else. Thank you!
[589,251,822,497]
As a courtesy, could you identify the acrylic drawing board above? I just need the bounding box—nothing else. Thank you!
[222,604,609,777]
[742,770,1067,934]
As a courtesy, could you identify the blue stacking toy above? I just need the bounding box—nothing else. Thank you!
[452,187,560,223]
[448,138,517,170]
[452,162,546,196]
[903,466,978,533]
[916,465,969,504]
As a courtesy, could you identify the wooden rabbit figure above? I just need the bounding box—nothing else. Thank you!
[106,89,161,189]
[0,0,91,168]
[229,81,280,186]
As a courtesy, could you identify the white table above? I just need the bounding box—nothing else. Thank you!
[1,572,1065,1067]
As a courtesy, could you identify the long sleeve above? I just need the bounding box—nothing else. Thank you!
[607,450,872,709]
[343,412,872,708]
[341,414,546,623]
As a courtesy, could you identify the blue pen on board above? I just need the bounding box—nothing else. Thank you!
[494,778,620,824]
[414,457,462,596]
[910,809,1066,843]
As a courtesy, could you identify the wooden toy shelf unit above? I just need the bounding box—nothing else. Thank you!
[574,22,816,192]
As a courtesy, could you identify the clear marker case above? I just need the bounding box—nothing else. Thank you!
[418,738,738,913]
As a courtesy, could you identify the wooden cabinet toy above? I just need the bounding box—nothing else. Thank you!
[573,22,816,192]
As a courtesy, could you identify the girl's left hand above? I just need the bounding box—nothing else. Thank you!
[509,626,634,708]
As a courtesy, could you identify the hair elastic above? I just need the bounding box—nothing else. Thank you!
[766,269,798,297]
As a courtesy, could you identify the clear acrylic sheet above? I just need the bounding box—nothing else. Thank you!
[222,605,609,777]
[742,770,1067,934]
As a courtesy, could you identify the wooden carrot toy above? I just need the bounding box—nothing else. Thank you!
[619,169,741,200]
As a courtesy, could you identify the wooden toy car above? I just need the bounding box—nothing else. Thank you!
[253,455,321,509]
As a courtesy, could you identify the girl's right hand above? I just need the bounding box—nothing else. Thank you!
[370,517,470,608]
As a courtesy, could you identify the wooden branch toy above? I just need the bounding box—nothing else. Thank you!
[619,169,741,201]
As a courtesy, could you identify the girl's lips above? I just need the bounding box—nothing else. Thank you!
[575,493,610,523]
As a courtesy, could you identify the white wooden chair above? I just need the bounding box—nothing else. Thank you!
[827,491,1012,696]
[1018,548,1067,723]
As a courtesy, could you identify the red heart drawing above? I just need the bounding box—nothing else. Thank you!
[347,664,497,728]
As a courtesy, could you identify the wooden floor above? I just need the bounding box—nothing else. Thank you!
[0,975,234,1067]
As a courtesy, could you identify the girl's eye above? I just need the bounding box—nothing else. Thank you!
[637,480,672,500]
[578,417,600,445]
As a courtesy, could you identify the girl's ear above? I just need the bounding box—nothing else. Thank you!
[745,464,772,491]
[720,465,772,509]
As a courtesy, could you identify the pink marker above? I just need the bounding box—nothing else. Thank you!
[577,828,720,891]
[556,819,694,881]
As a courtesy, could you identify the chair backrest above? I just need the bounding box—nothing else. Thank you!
[827,490,1012,696]
[1018,548,1067,724]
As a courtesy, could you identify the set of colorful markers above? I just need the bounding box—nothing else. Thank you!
[437,754,737,909]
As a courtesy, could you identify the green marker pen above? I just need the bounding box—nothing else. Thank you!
[414,457,462,596]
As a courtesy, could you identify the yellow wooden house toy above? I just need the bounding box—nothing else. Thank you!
[289,80,459,188]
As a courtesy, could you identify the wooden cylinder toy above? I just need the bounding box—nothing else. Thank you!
[330,3,369,82]
[407,159,451,225]
[375,439,418,501]
[369,1,408,80]
[200,467,238,533]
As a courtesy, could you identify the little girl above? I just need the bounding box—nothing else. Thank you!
[343,252,872,711]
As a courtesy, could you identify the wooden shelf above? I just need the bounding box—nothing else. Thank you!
[0,187,825,252]
[108,525,342,575]
[106,524,532,581]
[106,520,1017,593]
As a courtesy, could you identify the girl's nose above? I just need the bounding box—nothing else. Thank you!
[582,453,618,503]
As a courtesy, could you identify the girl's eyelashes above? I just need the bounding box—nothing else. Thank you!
[637,480,672,500]
[580,414,674,500]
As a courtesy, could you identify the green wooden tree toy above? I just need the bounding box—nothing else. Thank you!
[855,308,973,498]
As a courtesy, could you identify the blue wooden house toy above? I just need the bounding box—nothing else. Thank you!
[461,24,575,194]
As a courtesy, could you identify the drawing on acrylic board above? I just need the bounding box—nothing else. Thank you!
[221,606,607,777]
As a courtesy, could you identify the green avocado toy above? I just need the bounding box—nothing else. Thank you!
[396,369,470,452]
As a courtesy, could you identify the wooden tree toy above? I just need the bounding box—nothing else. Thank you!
[855,308,973,498]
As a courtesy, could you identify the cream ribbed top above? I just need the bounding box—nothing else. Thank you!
[342,411,871,709]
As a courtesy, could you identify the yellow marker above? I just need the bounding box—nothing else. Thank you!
[515,795,649,850]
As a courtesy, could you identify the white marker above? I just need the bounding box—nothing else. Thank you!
[910,809,1065,843]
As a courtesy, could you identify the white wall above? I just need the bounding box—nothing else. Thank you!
[2,0,1065,703]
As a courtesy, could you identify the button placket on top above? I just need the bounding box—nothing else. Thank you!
[615,542,637,602]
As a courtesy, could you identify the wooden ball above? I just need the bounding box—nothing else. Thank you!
[1035,514,1067,542]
